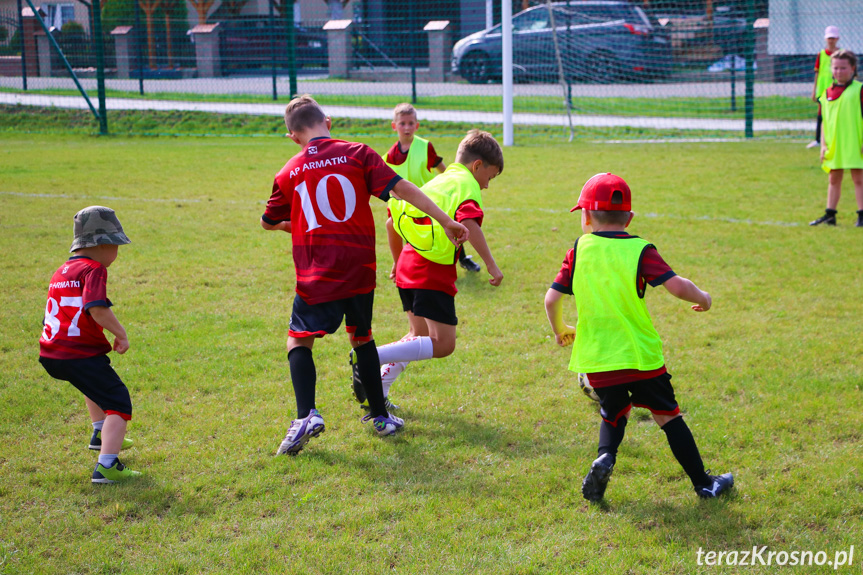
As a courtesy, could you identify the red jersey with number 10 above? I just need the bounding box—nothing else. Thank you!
[39,256,113,360]
[263,137,400,305]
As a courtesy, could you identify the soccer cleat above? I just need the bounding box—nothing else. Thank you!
[805,140,820,149]
[277,409,325,456]
[89,429,134,451]
[809,213,836,226]
[348,350,367,405]
[695,472,734,499]
[362,412,404,436]
[581,453,615,502]
[459,254,482,273]
[91,458,141,484]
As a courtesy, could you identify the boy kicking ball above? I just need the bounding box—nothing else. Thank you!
[544,173,733,501]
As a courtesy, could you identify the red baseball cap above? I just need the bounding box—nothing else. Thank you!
[570,173,632,212]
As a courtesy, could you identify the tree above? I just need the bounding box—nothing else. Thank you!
[188,0,216,24]
[219,0,251,18]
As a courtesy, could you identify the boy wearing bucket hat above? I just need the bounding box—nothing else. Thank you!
[808,26,841,149]
[39,206,140,484]
[543,174,733,502]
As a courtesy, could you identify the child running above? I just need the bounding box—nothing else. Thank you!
[39,206,140,484]
[261,95,469,455]
[351,129,504,409]
[544,173,733,501]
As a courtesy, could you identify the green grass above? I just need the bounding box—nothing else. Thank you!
[1,129,862,574]
[1,104,785,142]
[1,86,812,120]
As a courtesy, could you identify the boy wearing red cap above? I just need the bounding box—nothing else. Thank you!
[544,173,733,501]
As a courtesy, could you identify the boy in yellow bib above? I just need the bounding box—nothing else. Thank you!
[351,130,504,409]
[544,173,733,501]
[383,103,483,272]
[807,26,840,149]
[810,49,863,227]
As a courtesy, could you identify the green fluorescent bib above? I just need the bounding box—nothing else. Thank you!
[389,163,483,265]
[383,136,436,187]
[820,80,863,173]
[816,50,833,99]
[569,234,665,373]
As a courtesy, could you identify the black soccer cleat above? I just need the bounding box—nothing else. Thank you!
[348,350,366,405]
[459,254,482,273]
[581,453,615,502]
[695,472,734,499]
[809,213,836,226]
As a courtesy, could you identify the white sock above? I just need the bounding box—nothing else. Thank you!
[98,454,118,468]
[381,362,408,397]
[92,420,104,431]
[377,336,434,364]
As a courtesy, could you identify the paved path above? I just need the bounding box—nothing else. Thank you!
[0,91,811,132]
[0,76,811,98]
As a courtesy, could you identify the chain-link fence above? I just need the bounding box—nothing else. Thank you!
[1,0,862,138]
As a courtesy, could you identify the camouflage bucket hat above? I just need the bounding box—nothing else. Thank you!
[69,206,131,253]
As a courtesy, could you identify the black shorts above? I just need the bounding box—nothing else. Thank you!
[39,354,133,420]
[398,287,458,326]
[289,291,375,342]
[594,372,680,426]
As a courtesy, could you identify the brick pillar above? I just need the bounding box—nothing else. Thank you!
[21,5,46,77]
[111,26,133,79]
[424,20,451,83]
[190,23,221,78]
[323,19,352,79]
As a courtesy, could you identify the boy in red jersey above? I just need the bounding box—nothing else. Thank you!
[261,95,469,455]
[383,103,482,274]
[351,130,504,409]
[39,206,140,484]
[544,173,732,501]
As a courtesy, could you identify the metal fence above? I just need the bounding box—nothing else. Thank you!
[1,0,862,138]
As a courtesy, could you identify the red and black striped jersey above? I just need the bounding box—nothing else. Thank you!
[264,137,400,305]
[39,256,113,360]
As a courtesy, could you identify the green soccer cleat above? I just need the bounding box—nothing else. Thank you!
[91,459,141,484]
[89,429,134,451]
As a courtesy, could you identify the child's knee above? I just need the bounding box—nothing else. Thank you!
[431,338,456,358]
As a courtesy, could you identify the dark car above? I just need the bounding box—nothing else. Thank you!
[451,1,672,84]
[218,16,328,74]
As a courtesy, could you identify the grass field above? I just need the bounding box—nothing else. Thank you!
[1,124,862,574]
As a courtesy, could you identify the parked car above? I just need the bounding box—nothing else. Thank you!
[451,1,672,84]
[219,16,328,73]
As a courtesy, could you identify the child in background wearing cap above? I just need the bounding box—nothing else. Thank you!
[351,130,504,411]
[808,26,840,149]
[383,103,482,274]
[39,206,140,484]
[543,174,733,502]
[810,49,863,227]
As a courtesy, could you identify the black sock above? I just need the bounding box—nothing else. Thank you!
[857,210,863,218]
[661,417,711,488]
[353,340,387,418]
[826,208,838,217]
[598,416,627,461]
[288,346,316,419]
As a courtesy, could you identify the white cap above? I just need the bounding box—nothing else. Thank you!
[824,25,840,39]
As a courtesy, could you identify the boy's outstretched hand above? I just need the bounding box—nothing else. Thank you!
[691,292,712,312]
